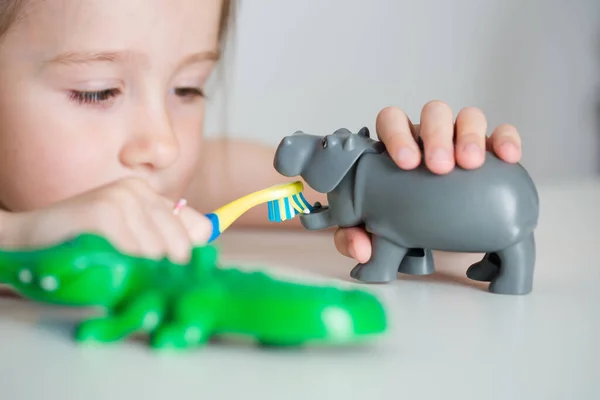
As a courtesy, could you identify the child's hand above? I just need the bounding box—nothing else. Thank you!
[333,101,522,263]
[1,178,212,263]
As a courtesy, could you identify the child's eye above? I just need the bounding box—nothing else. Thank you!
[173,87,205,99]
[69,89,120,105]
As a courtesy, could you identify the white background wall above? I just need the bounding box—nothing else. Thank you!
[204,0,600,184]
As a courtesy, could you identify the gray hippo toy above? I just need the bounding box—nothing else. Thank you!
[273,127,540,295]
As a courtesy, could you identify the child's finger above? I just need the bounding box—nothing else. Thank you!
[419,100,455,174]
[454,106,487,169]
[120,184,188,262]
[375,106,421,170]
[90,185,164,260]
[333,227,372,264]
[121,195,168,260]
[145,200,192,263]
[488,124,522,163]
[174,204,213,245]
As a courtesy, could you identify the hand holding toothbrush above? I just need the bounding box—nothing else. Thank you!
[0,178,212,264]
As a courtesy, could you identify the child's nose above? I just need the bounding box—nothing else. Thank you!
[119,111,179,171]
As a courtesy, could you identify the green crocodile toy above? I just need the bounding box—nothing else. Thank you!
[0,233,387,350]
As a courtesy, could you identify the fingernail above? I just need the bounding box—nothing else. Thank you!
[428,148,452,164]
[500,141,517,153]
[348,243,358,260]
[464,142,482,155]
[499,141,520,161]
[395,147,416,163]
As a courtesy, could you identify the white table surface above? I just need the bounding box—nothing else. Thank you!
[1,178,599,400]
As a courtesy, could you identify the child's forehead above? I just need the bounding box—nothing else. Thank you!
[13,0,222,58]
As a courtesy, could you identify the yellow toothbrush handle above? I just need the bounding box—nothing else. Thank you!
[206,181,304,241]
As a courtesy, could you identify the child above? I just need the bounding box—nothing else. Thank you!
[0,0,522,264]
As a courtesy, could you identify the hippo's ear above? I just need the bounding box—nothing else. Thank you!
[302,135,384,193]
[357,126,370,138]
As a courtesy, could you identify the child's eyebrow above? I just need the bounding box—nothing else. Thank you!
[43,51,138,66]
[42,50,220,67]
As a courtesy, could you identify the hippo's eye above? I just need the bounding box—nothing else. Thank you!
[321,136,328,148]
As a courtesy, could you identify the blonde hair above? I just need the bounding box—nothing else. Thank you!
[0,0,235,45]
[0,0,26,40]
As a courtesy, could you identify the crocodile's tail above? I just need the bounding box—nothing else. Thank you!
[204,181,312,243]
[0,253,12,284]
[0,249,23,285]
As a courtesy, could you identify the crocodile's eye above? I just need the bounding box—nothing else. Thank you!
[321,136,328,148]
[18,268,33,284]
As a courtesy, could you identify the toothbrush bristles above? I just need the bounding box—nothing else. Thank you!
[267,194,313,222]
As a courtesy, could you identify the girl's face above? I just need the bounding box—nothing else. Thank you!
[0,0,223,211]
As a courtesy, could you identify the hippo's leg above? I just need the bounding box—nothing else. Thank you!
[466,253,501,282]
[350,235,406,283]
[487,233,536,295]
[398,248,435,275]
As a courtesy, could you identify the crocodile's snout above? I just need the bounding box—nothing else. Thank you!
[16,268,60,292]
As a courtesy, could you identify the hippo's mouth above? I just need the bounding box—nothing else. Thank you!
[307,202,326,212]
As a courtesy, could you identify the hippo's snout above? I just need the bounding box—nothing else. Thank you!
[273,133,313,177]
[274,137,297,176]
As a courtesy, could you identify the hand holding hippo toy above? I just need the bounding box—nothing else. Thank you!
[330,104,523,266]
[273,104,538,295]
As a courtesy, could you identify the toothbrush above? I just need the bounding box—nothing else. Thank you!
[205,181,314,243]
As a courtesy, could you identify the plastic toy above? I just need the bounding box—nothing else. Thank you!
[0,233,387,349]
[205,181,314,242]
[273,127,540,295]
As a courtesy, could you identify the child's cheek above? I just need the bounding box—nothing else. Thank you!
[169,127,205,198]
[0,123,122,212]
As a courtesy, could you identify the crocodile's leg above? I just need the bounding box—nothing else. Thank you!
[150,322,211,350]
[150,286,222,350]
[350,235,406,283]
[75,291,165,344]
